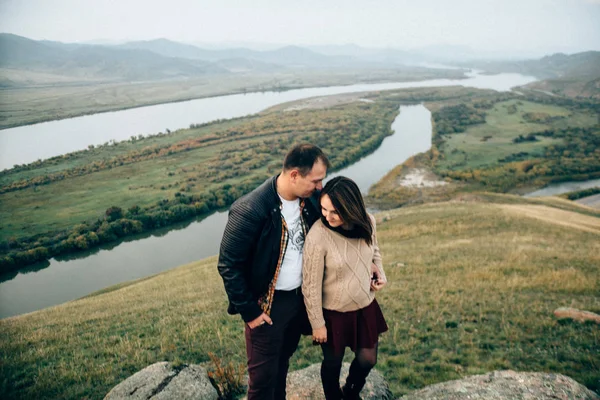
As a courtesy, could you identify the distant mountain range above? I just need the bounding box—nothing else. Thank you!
[0,34,227,84]
[465,51,600,80]
[1,33,599,88]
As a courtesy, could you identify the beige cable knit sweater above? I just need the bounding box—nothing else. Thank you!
[302,214,385,330]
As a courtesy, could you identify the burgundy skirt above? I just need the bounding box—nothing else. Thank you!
[323,299,388,356]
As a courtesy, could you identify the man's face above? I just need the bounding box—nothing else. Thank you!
[292,160,327,198]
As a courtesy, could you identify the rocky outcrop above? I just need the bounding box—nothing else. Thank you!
[554,307,600,324]
[284,363,393,400]
[104,362,218,400]
[105,363,598,400]
[399,370,599,400]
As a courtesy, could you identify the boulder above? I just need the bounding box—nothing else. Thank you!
[554,307,600,324]
[399,370,599,400]
[104,362,218,400]
[284,363,393,400]
[106,363,599,400]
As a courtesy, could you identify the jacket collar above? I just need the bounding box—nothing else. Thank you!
[269,173,320,214]
[270,174,282,207]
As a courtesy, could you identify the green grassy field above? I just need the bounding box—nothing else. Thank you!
[0,102,399,241]
[1,139,258,237]
[436,99,596,171]
[1,195,598,399]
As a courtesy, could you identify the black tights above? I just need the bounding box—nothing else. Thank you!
[320,344,378,400]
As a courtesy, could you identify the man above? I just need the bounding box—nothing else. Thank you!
[217,143,330,399]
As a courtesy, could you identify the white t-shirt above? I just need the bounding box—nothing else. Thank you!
[275,195,304,290]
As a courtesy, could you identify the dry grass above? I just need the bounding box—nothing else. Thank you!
[499,204,600,234]
[1,196,599,399]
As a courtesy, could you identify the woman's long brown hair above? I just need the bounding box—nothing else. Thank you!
[320,176,373,245]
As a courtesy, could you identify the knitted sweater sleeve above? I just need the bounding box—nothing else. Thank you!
[302,224,326,330]
[370,214,386,281]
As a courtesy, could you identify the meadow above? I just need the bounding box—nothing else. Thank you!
[0,86,488,271]
[1,194,598,399]
[435,99,596,171]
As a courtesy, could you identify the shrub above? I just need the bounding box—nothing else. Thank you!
[207,353,246,400]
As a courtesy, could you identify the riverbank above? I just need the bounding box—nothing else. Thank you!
[558,187,600,209]
[0,86,496,273]
[368,91,600,209]
[0,102,395,269]
[0,68,467,130]
[1,195,597,399]
[577,193,600,208]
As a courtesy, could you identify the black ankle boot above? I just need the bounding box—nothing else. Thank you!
[341,382,362,400]
[323,385,343,400]
[343,358,372,399]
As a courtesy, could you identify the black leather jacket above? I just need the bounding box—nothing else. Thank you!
[217,175,321,322]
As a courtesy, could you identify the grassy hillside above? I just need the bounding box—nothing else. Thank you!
[472,51,600,80]
[523,77,600,100]
[471,51,600,99]
[1,195,598,399]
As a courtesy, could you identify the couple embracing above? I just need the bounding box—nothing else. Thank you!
[217,144,388,400]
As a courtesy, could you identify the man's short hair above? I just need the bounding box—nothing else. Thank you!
[283,144,331,176]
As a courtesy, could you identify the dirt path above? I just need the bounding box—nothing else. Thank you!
[499,204,600,234]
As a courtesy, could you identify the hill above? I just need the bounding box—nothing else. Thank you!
[117,38,229,60]
[117,40,358,68]
[0,33,228,85]
[467,51,600,80]
[0,195,597,399]
[0,34,479,88]
[467,51,600,99]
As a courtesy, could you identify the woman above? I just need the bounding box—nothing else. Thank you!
[302,176,388,400]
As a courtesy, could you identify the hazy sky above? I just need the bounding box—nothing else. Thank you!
[1,0,599,53]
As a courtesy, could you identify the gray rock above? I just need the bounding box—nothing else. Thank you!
[554,307,600,324]
[399,370,599,400]
[283,362,393,400]
[104,361,218,400]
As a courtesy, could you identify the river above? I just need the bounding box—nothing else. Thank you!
[524,179,600,197]
[0,71,538,318]
[0,70,536,171]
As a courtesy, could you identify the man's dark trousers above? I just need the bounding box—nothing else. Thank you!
[244,289,307,399]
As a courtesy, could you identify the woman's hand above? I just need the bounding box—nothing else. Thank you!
[371,262,387,291]
[312,326,327,343]
[370,279,386,291]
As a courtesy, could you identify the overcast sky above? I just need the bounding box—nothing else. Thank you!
[1,0,599,54]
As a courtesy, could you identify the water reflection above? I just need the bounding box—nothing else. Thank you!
[0,210,228,318]
[0,261,50,284]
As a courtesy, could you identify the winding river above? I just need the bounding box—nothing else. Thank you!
[0,71,539,318]
[0,71,535,171]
